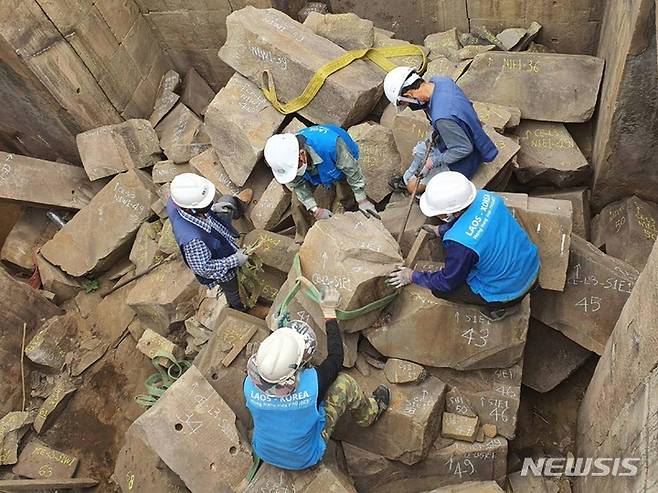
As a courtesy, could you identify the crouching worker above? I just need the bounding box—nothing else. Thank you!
[167,173,253,311]
[387,172,540,322]
[244,287,390,470]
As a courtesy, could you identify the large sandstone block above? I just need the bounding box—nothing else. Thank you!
[303,12,374,50]
[334,368,447,465]
[249,178,290,230]
[41,170,158,277]
[181,67,215,117]
[130,366,252,493]
[219,7,383,126]
[298,212,401,332]
[513,120,591,187]
[425,56,472,81]
[366,286,529,370]
[348,122,401,203]
[379,200,437,260]
[243,230,299,273]
[1,208,57,271]
[458,53,604,122]
[155,103,205,163]
[534,188,591,240]
[343,436,507,493]
[428,482,505,493]
[76,119,161,181]
[532,234,639,354]
[591,195,658,271]
[12,438,78,480]
[189,149,241,196]
[424,29,460,61]
[472,101,521,132]
[204,74,286,187]
[244,461,357,492]
[35,254,83,304]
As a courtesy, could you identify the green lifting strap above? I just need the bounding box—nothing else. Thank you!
[135,350,192,408]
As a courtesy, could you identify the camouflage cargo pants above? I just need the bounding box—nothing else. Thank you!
[321,373,379,442]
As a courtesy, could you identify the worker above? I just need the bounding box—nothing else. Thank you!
[384,66,498,194]
[167,173,253,312]
[264,124,377,240]
[244,287,390,470]
[386,172,540,321]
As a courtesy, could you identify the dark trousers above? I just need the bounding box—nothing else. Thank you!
[432,280,537,311]
[219,275,246,312]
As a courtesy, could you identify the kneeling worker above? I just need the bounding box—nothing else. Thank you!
[167,173,252,311]
[244,287,390,470]
[387,172,540,321]
[264,124,377,239]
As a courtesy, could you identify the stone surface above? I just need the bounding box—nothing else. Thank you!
[534,188,591,240]
[35,254,83,304]
[129,221,162,276]
[155,103,204,163]
[425,57,472,81]
[508,473,573,493]
[243,229,299,273]
[472,126,520,191]
[513,121,591,187]
[482,423,497,438]
[0,412,34,465]
[249,178,291,230]
[76,119,161,181]
[1,207,57,272]
[244,461,357,492]
[523,318,592,393]
[34,377,77,434]
[343,436,507,493]
[304,12,374,50]
[427,482,505,493]
[130,366,252,493]
[458,44,495,60]
[380,200,435,260]
[334,368,447,465]
[151,160,193,184]
[189,149,241,196]
[372,36,427,69]
[497,28,527,50]
[532,234,639,354]
[384,358,427,384]
[137,328,182,366]
[12,439,78,480]
[472,101,521,132]
[424,28,460,61]
[205,73,286,187]
[441,412,479,442]
[348,122,401,203]
[219,7,383,127]
[0,152,102,210]
[149,69,181,127]
[458,53,605,122]
[367,286,529,370]
[41,170,158,277]
[24,314,77,370]
[591,196,658,271]
[181,67,215,117]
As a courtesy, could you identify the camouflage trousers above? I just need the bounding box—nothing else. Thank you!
[321,373,379,442]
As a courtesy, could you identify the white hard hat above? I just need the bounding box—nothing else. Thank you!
[419,171,477,216]
[170,173,216,209]
[255,327,306,384]
[264,133,300,184]
[383,66,422,106]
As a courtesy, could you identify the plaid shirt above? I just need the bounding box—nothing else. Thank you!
[177,209,240,287]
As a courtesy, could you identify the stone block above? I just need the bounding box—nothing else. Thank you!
[244,461,357,492]
[126,257,205,335]
[137,328,183,366]
[298,211,402,332]
[204,74,286,187]
[41,170,158,277]
[129,221,162,276]
[12,438,78,480]
[189,149,241,196]
[425,57,472,81]
[428,482,505,493]
[366,286,529,370]
[0,412,34,465]
[534,188,591,240]
[243,229,299,273]
[424,28,460,61]
[497,28,527,50]
[384,358,426,384]
[249,178,291,230]
[472,101,521,132]
[34,254,83,304]
[343,436,507,493]
[157,220,178,255]
[522,318,591,393]
[155,103,204,163]
[458,53,604,122]
[151,160,193,184]
[441,412,479,442]
[373,36,428,69]
[219,7,383,127]
[180,67,215,117]
[24,314,78,371]
[591,196,658,271]
[76,119,161,181]
[149,69,181,127]
[334,368,447,465]
[379,199,434,260]
[34,377,77,434]
[304,12,374,50]
[532,234,639,354]
[472,126,520,191]
[130,366,252,493]
[1,208,58,271]
[458,44,495,60]
[347,122,401,203]
[513,121,591,187]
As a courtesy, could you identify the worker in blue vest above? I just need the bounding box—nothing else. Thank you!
[244,287,390,470]
[383,66,498,194]
[264,124,378,240]
[387,172,540,321]
[167,173,253,311]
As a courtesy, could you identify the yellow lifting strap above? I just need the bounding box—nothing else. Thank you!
[260,44,428,115]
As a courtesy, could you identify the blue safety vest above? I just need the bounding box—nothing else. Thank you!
[427,77,498,179]
[244,368,327,470]
[444,190,540,302]
[298,124,359,186]
[166,199,238,286]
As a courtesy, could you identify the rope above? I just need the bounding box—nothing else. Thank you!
[135,350,192,408]
[261,45,428,115]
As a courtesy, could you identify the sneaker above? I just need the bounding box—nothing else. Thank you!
[372,384,390,419]
[388,176,407,193]
[480,303,521,322]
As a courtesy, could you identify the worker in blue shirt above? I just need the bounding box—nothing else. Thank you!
[387,172,540,321]
[383,66,498,193]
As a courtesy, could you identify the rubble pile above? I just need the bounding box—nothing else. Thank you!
[0,5,653,493]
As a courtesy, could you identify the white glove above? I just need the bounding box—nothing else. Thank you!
[234,249,249,266]
[211,201,236,214]
[358,199,379,219]
[312,207,333,220]
[420,224,440,237]
[386,267,414,288]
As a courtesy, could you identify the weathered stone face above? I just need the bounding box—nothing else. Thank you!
[180,67,215,117]
[458,53,604,122]
[424,28,461,61]
[334,368,447,465]
[533,188,591,240]
[149,70,181,127]
[384,358,427,384]
[441,412,479,442]
[532,234,639,354]
[513,120,591,187]
[129,220,162,276]
[472,101,521,132]
[497,28,528,50]
[155,103,205,164]
[303,12,374,50]
[427,482,505,493]
[12,438,78,480]
[425,57,472,81]
[243,229,299,273]
[1,208,58,272]
[219,7,383,127]
[41,170,158,277]
[189,149,241,196]
[472,126,520,191]
[151,160,193,184]
[366,286,529,370]
[35,254,83,304]
[244,461,357,492]
[204,74,285,187]
[249,178,291,230]
[379,200,436,260]
[348,122,401,203]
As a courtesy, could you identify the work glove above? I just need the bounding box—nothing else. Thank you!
[211,201,236,215]
[312,207,333,220]
[420,224,440,238]
[234,249,249,267]
[318,285,341,320]
[419,157,433,179]
[386,266,414,289]
[358,199,380,219]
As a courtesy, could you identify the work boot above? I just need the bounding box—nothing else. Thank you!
[232,188,253,219]
[372,384,390,420]
[388,176,407,193]
[480,303,521,322]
